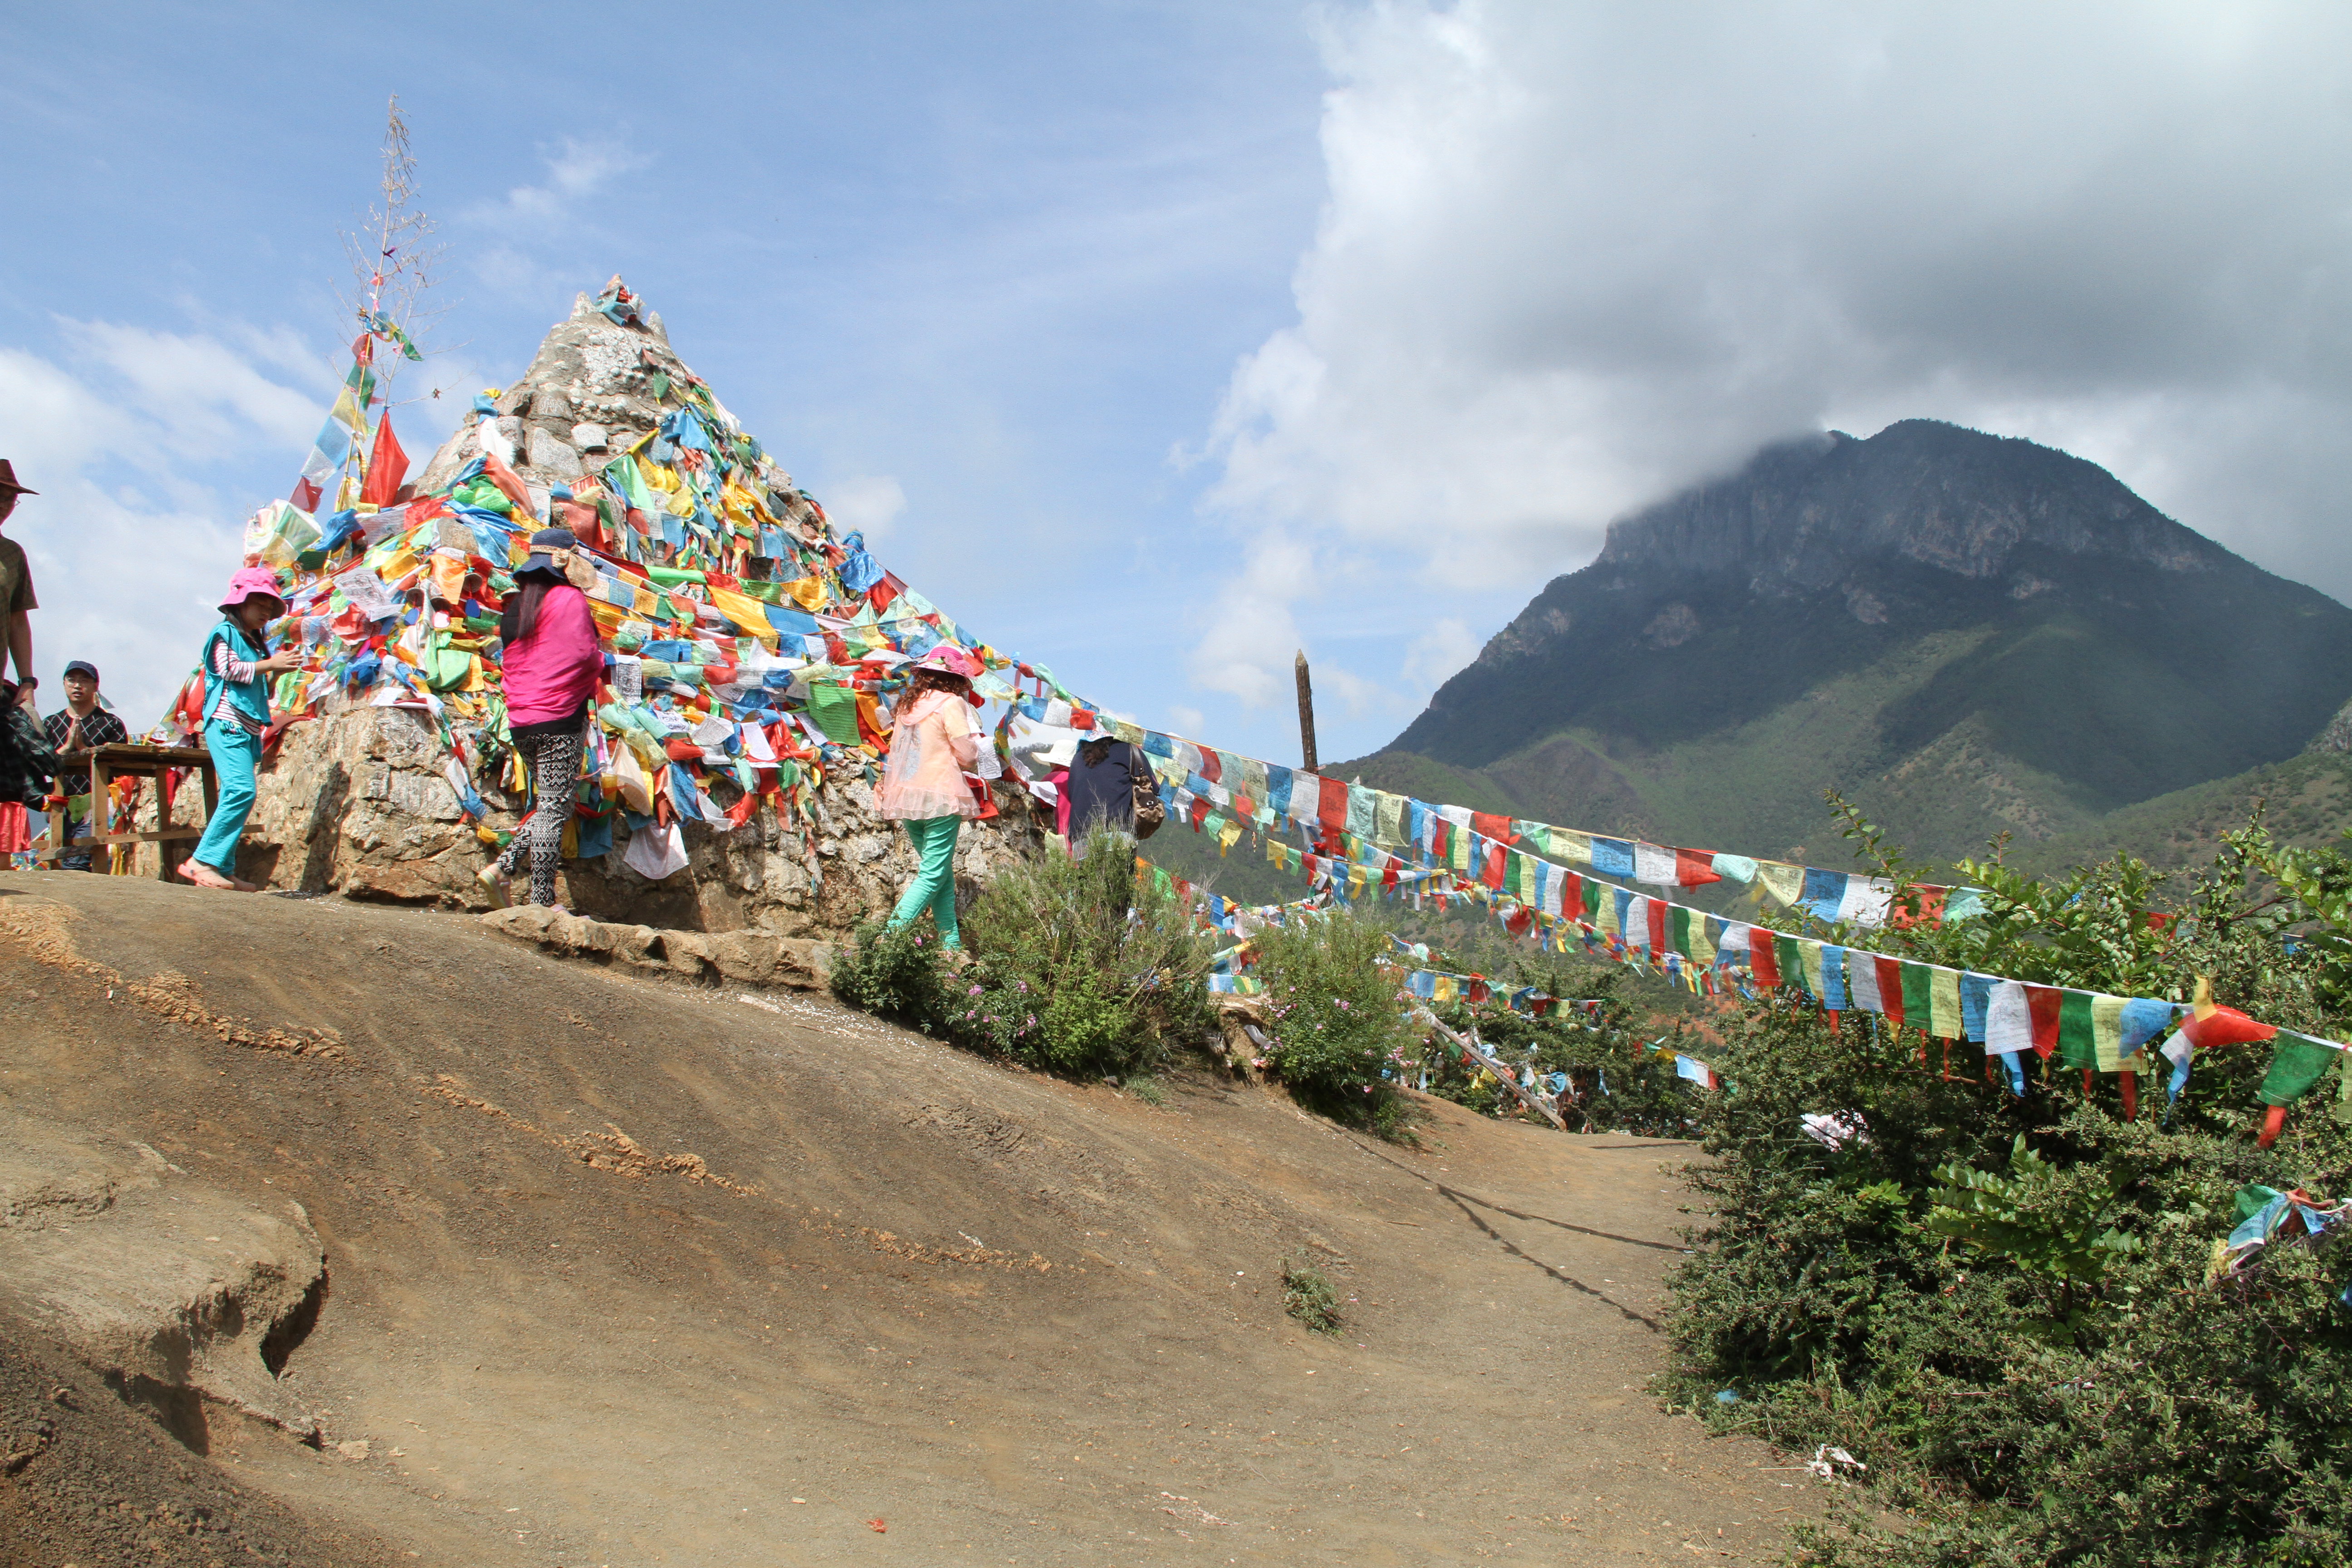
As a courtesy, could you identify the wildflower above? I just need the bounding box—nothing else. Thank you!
[967,984,983,996]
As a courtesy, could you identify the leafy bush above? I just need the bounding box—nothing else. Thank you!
[1658,803,2352,1566]
[1281,1259,1342,1335]
[1251,907,1418,1132]
[829,918,950,1030]
[1422,968,1695,1134]
[950,830,1215,1079]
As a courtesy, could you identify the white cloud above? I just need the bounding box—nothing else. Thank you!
[1313,661,1408,722]
[490,137,651,224]
[468,138,652,302]
[823,475,908,543]
[1187,534,1313,706]
[1190,0,2352,718]
[1403,616,1480,692]
[0,321,330,726]
[59,321,324,457]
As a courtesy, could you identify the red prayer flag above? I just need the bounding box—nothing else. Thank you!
[1646,899,1668,952]
[1197,748,1222,785]
[2180,1005,2275,1050]
[1673,848,1722,887]
[291,476,323,512]
[1749,933,1780,988]
[1891,884,1949,929]
[1877,956,1907,1030]
[1471,811,1516,845]
[1481,839,1505,890]
[359,410,410,508]
[1318,777,1349,833]
[2025,985,2064,1059]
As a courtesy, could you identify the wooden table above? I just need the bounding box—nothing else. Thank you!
[35,742,219,879]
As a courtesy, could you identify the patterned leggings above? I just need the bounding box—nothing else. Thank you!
[497,726,583,906]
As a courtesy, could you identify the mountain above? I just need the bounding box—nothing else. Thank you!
[1348,419,2352,867]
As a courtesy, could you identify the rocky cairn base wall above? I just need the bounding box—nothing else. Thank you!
[127,707,1040,968]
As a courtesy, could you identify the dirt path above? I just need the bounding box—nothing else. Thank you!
[0,872,1823,1565]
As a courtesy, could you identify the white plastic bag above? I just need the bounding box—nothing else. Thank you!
[622,820,688,881]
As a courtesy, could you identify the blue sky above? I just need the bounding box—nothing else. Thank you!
[0,2,1366,755]
[9,3,2352,765]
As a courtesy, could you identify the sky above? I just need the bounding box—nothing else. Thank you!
[5,1,2352,766]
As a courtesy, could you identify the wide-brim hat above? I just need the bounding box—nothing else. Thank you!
[912,645,980,679]
[218,565,286,617]
[0,459,34,495]
[517,525,578,580]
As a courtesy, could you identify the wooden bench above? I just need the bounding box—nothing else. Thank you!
[35,742,219,880]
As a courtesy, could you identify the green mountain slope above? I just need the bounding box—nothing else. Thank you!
[1348,420,2352,866]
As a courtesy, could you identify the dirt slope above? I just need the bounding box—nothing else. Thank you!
[0,873,1823,1565]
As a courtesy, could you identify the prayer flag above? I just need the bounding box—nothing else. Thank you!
[1675,848,1723,887]
[2058,990,2098,1069]
[1848,951,1884,1013]
[2026,985,2064,1058]
[1819,946,1848,1009]
[1877,956,1907,1029]
[1590,837,1635,877]
[1929,967,1963,1039]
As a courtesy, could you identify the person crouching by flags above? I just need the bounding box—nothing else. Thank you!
[877,646,983,950]
[43,660,127,870]
[183,568,300,891]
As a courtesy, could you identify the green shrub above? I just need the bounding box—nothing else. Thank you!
[1422,968,1694,1134]
[1252,908,1417,1131]
[1657,804,2352,1566]
[829,918,950,1031]
[1281,1259,1342,1334]
[949,830,1215,1079]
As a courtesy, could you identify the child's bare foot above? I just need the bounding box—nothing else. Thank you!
[174,861,240,891]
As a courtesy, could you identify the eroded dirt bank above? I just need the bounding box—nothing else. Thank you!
[0,873,1819,1565]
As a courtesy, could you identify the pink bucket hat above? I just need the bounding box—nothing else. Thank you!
[218,565,287,616]
[913,645,981,678]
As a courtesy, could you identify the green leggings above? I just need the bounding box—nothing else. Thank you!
[888,815,963,946]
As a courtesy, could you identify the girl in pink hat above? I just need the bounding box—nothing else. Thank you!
[183,566,299,891]
[876,646,983,947]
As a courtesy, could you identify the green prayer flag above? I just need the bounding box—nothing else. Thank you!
[1901,961,1932,1029]
[1671,905,1693,959]
[2058,991,2099,1069]
[2258,1035,2344,1107]
[1776,935,1803,994]
[804,681,862,746]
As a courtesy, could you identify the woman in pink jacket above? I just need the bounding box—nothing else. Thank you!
[480,528,603,909]
[877,645,982,947]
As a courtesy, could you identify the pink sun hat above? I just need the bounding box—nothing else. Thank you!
[217,565,287,617]
[913,644,981,678]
